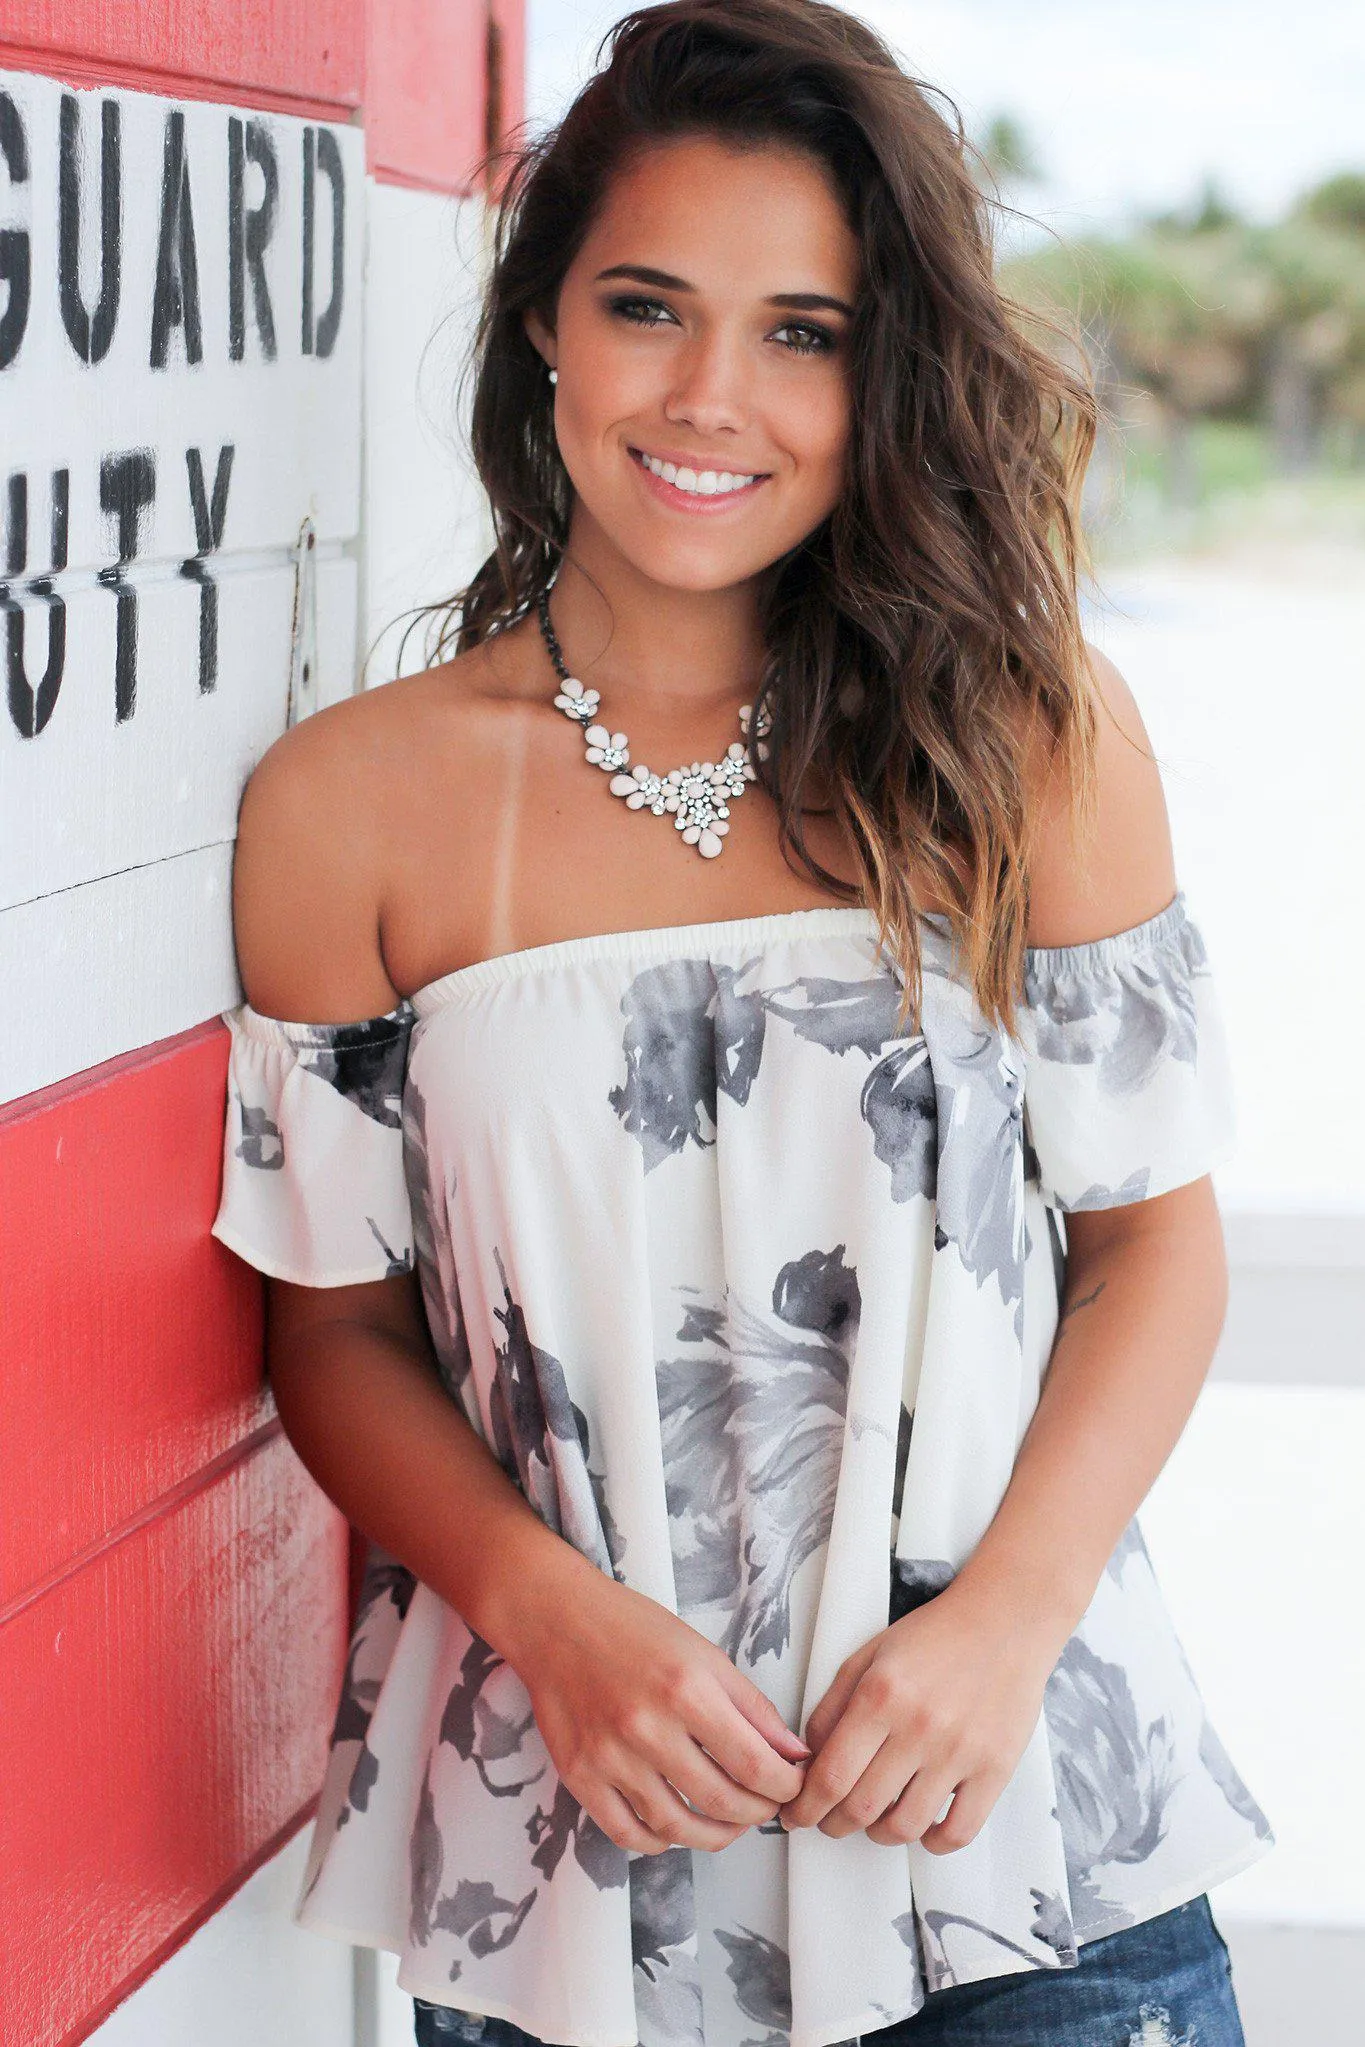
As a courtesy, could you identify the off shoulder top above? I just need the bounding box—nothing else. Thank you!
[210,894,1273,2047]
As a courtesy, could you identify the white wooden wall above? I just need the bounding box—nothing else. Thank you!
[1,72,364,1103]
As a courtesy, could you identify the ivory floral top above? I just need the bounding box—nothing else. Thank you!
[210,894,1273,2047]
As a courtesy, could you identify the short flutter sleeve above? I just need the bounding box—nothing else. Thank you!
[210,1001,417,1286]
[1016,890,1237,1212]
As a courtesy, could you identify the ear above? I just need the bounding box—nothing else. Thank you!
[523,306,557,374]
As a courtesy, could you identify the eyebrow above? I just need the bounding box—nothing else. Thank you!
[594,263,855,318]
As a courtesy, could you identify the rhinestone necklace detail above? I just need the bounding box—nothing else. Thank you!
[536,585,771,860]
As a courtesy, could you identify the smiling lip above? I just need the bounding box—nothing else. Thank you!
[627,444,771,512]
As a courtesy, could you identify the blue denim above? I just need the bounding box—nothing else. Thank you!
[413,1891,1243,2047]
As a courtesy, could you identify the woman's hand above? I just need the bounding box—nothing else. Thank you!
[776,1584,1057,1851]
[518,1565,812,1857]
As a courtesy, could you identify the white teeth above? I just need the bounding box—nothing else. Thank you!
[638,451,757,495]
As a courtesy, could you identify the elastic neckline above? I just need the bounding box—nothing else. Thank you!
[408,905,896,1016]
[225,891,1191,1037]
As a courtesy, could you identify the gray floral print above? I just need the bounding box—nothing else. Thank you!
[298,1007,413,1127]
[1111,1522,1274,1843]
[610,956,917,1175]
[410,1758,539,1965]
[487,1250,625,1580]
[656,1245,858,1662]
[332,1557,416,1821]
[1043,1634,1178,1937]
[916,956,1028,1321]
[403,1072,475,1401]
[610,958,769,1168]
[437,1634,543,1802]
[610,947,1028,1322]
[631,1849,703,2047]
[233,1092,285,1169]
[714,1924,792,2047]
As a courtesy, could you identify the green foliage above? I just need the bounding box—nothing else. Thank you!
[997,159,1365,482]
[1295,172,1365,235]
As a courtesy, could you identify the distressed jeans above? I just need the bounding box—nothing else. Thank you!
[413,1891,1244,2047]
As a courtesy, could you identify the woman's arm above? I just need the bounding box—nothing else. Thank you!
[947,1176,1227,1651]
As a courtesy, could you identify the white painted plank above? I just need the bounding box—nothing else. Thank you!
[3,840,234,1100]
[3,555,355,914]
[86,1828,354,2047]
[0,70,363,565]
[0,553,356,1099]
[376,1948,419,2047]
[361,181,493,686]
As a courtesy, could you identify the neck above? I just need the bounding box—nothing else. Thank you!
[543,520,767,716]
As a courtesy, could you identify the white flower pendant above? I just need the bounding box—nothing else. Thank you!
[551,675,771,859]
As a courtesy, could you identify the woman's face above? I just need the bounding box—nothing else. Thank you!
[525,133,860,593]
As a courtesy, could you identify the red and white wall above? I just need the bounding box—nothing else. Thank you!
[0,9,523,2044]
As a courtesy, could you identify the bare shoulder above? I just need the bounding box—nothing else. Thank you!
[230,672,432,1023]
[231,634,522,1021]
[1023,640,1178,948]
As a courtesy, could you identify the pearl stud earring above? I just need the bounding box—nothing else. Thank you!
[548,367,558,384]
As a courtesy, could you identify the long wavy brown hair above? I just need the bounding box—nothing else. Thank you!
[400,0,1103,1035]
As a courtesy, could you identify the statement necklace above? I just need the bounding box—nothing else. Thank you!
[536,586,770,860]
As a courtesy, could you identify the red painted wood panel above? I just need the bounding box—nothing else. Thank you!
[0,2,363,117]
[365,0,483,194]
[1,1019,353,2042]
[1,1024,268,1609]
[490,0,528,181]
[1,1435,349,2047]
[365,0,527,194]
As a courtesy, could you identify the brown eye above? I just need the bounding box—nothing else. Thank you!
[607,295,676,327]
[774,323,836,356]
[606,295,835,356]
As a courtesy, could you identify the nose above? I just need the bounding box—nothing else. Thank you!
[662,330,752,441]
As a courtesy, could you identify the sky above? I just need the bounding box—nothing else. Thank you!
[525,0,1365,242]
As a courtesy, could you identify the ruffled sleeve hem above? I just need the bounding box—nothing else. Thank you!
[210,999,417,1286]
[1017,890,1237,1212]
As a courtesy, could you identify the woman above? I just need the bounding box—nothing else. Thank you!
[210,4,1273,2044]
